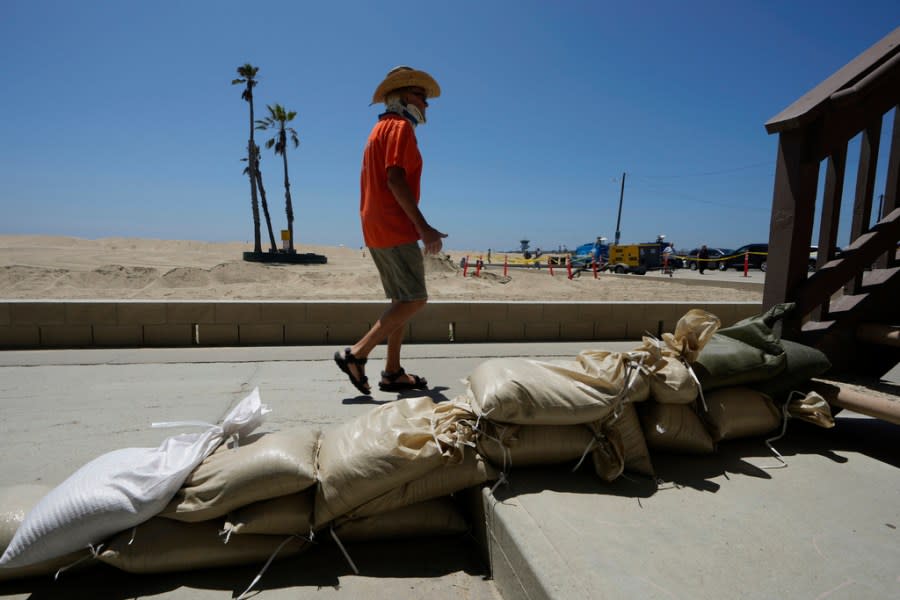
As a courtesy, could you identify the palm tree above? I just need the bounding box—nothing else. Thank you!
[241,142,277,251]
[232,63,262,253]
[256,104,300,253]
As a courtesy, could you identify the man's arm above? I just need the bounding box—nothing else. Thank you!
[386,166,447,254]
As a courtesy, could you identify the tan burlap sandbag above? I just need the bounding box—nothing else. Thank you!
[314,397,473,529]
[589,403,654,477]
[0,485,94,582]
[638,402,715,454]
[649,309,721,363]
[703,387,782,441]
[333,497,469,542]
[99,518,307,574]
[575,351,651,403]
[223,489,315,536]
[648,357,699,404]
[476,422,595,469]
[347,450,496,520]
[160,426,320,523]
[631,309,719,404]
[467,358,626,425]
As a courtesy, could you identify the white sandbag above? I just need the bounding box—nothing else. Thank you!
[476,422,595,469]
[223,490,315,537]
[334,498,468,542]
[467,358,627,425]
[0,388,269,569]
[0,485,94,582]
[161,426,320,522]
[348,450,496,519]
[314,397,472,529]
[703,387,782,441]
[99,518,307,574]
[638,402,715,454]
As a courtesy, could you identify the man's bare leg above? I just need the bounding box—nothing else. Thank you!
[344,299,426,388]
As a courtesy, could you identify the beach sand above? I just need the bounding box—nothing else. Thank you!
[0,236,761,302]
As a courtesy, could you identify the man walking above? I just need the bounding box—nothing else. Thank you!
[334,66,446,395]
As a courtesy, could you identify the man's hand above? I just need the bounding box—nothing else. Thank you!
[420,225,448,255]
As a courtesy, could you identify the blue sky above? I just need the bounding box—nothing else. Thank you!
[2,1,897,253]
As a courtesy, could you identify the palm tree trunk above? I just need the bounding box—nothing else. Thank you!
[247,96,261,253]
[254,155,278,252]
[281,134,295,253]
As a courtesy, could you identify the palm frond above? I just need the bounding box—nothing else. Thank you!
[231,78,245,85]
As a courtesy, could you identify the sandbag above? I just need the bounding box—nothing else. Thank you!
[648,357,699,404]
[0,485,94,582]
[693,305,795,391]
[589,403,654,477]
[223,489,315,536]
[693,335,787,392]
[576,351,651,403]
[476,422,595,469]
[0,388,268,569]
[702,387,782,442]
[467,358,626,425]
[661,309,722,363]
[638,402,715,454]
[333,498,469,542]
[161,426,320,523]
[347,450,496,520]
[314,397,470,529]
[588,424,625,482]
[98,518,307,574]
[752,340,831,402]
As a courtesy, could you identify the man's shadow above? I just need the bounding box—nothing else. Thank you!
[342,386,453,405]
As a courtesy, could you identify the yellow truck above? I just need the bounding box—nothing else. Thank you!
[605,243,662,275]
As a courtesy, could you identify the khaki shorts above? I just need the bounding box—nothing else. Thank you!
[369,243,427,301]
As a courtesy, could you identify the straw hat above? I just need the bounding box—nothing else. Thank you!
[371,66,441,104]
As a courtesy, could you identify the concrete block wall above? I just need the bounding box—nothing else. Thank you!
[0,300,763,349]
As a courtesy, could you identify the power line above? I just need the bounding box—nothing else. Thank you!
[628,161,773,179]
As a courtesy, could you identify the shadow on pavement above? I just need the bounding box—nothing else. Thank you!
[0,536,486,599]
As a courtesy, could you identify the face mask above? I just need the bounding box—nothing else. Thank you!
[382,97,425,127]
[403,103,426,126]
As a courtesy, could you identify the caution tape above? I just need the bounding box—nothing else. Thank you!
[674,251,768,263]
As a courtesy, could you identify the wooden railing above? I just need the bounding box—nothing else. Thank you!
[762,26,900,374]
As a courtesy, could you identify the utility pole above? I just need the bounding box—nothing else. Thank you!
[614,172,626,246]
[877,193,884,220]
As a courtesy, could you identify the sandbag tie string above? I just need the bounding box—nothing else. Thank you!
[53,543,104,581]
[760,391,804,470]
[329,526,359,576]
[236,535,303,600]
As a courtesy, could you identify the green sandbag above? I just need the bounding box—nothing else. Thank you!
[693,334,787,391]
[716,303,793,355]
[752,339,831,402]
[693,303,797,392]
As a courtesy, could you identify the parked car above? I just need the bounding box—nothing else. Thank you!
[721,243,769,271]
[809,245,842,271]
[684,247,732,271]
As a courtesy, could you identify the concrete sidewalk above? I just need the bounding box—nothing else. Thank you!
[1,343,898,599]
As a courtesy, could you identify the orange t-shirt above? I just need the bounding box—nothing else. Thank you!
[359,114,422,248]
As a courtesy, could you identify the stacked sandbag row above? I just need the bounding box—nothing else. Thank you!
[0,396,493,581]
[637,304,834,456]
[465,346,655,481]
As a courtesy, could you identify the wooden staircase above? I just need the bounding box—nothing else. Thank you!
[762,27,900,420]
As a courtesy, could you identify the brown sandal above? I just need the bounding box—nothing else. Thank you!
[379,367,428,392]
[334,348,370,395]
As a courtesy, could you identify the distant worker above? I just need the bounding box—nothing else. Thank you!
[662,243,674,275]
[698,245,709,274]
[334,65,445,396]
